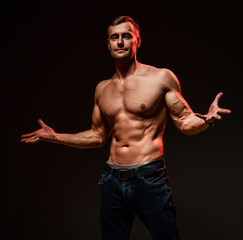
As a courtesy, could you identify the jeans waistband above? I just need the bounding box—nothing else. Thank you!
[104,157,165,180]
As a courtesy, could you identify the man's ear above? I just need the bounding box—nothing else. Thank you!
[137,36,141,48]
[107,39,111,50]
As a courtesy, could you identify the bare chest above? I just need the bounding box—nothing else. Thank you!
[99,77,165,118]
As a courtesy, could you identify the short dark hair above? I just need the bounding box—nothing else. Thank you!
[107,16,140,37]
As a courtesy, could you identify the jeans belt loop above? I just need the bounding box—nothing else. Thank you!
[130,168,137,178]
[110,167,113,176]
[134,168,140,178]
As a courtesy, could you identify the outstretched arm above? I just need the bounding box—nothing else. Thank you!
[21,82,111,148]
[163,69,231,135]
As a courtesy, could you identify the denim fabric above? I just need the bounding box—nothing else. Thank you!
[98,163,180,240]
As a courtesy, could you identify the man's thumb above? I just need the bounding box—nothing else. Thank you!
[38,119,45,127]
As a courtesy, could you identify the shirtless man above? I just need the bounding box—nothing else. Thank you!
[21,16,231,240]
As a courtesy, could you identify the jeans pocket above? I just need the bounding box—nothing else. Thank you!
[140,173,167,187]
[98,172,112,185]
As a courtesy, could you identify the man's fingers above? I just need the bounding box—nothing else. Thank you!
[206,108,231,123]
[21,132,35,138]
[214,92,223,104]
[214,115,221,121]
[21,136,40,143]
[22,139,39,144]
[21,119,45,143]
[219,108,231,114]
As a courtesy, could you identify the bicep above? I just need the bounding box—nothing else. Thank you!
[91,102,110,140]
[163,70,193,128]
[165,90,193,121]
[91,81,111,140]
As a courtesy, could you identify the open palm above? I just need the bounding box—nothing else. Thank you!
[196,92,231,123]
[21,119,56,143]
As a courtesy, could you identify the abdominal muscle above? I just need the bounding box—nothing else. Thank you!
[108,120,164,165]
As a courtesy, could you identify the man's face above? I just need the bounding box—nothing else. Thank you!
[107,22,141,62]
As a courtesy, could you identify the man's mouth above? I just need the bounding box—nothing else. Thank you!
[115,49,127,52]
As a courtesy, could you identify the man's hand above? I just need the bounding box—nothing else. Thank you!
[21,119,57,143]
[195,92,231,124]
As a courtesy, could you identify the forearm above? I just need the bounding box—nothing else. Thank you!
[180,113,209,135]
[46,129,105,149]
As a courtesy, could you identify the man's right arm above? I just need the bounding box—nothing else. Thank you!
[21,81,111,149]
[162,69,231,135]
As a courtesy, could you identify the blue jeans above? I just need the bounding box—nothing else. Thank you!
[98,160,180,240]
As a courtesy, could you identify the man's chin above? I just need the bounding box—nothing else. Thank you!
[112,53,131,62]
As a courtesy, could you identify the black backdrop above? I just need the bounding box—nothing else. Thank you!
[2,1,242,239]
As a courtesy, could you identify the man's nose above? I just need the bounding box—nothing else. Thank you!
[117,36,124,47]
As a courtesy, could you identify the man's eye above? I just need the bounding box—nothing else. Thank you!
[124,35,131,39]
[111,36,118,40]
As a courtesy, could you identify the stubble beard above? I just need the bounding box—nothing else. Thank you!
[111,50,134,63]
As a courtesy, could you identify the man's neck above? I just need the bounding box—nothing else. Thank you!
[114,58,139,80]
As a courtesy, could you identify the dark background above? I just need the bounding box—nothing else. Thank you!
[1,0,242,239]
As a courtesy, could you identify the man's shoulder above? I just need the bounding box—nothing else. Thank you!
[139,64,174,77]
[140,64,180,91]
[158,68,180,91]
[97,79,112,89]
[94,79,112,99]
[158,68,178,81]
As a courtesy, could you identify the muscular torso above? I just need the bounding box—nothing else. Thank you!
[98,64,169,165]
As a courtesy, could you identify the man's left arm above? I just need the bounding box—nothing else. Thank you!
[163,69,231,135]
